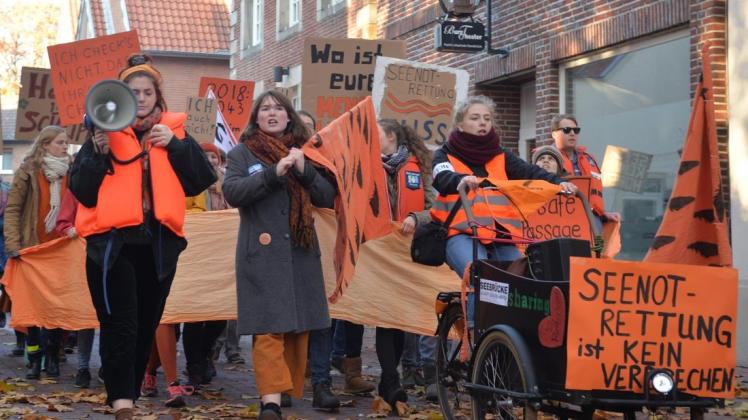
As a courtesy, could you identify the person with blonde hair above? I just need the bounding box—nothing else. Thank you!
[4,125,72,380]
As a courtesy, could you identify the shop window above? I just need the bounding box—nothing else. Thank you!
[560,31,690,260]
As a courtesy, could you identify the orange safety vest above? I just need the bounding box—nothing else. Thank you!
[430,154,523,244]
[393,156,425,222]
[76,112,188,238]
[560,146,605,216]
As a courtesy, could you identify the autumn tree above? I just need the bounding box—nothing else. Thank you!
[0,1,61,97]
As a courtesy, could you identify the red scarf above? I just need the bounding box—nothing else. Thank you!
[243,130,314,248]
[446,128,501,166]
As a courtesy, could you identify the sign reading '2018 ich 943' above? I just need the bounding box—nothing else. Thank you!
[435,21,485,53]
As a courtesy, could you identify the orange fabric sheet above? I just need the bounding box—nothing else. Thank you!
[644,44,731,266]
[2,209,459,335]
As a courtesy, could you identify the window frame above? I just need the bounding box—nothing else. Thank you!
[1,149,13,175]
[316,0,346,21]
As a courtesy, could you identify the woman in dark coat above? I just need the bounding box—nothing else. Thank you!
[223,90,335,420]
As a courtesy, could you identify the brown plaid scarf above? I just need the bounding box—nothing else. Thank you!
[243,130,314,248]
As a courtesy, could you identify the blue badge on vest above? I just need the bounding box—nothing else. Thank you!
[405,171,421,190]
[248,163,264,176]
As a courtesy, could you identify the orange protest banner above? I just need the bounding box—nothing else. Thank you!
[303,97,392,302]
[566,257,737,399]
[198,77,254,139]
[522,192,592,243]
[47,30,141,126]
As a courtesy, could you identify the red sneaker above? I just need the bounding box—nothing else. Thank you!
[165,381,186,408]
[141,372,157,397]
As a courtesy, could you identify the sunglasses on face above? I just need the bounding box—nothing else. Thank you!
[556,127,581,134]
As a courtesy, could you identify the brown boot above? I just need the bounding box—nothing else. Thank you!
[114,407,134,420]
[343,356,375,394]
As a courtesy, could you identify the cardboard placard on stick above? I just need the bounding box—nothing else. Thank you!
[184,96,217,143]
[15,67,86,144]
[601,145,653,193]
[372,57,468,147]
[566,257,737,398]
[302,37,406,129]
[198,77,254,139]
[47,30,141,126]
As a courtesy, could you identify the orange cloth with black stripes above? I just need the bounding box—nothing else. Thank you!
[76,112,188,238]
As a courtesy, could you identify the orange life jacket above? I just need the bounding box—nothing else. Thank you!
[393,156,425,222]
[560,146,604,216]
[430,154,523,244]
[76,112,188,238]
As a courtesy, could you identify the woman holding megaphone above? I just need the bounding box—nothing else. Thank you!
[69,54,215,420]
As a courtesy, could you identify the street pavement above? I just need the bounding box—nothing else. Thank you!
[0,327,743,419]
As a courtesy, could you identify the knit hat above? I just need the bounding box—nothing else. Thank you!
[531,145,563,168]
[200,143,221,161]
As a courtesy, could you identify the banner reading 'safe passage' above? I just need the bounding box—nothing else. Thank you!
[302,37,405,129]
[566,257,737,398]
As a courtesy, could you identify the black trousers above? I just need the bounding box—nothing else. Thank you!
[86,244,175,406]
[25,327,62,353]
[183,320,227,366]
[375,327,405,384]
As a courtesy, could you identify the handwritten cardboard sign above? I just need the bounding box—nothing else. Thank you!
[522,193,592,242]
[184,96,217,143]
[372,57,468,147]
[15,67,86,144]
[47,31,141,126]
[566,257,737,398]
[198,77,254,139]
[302,37,406,129]
[601,145,653,193]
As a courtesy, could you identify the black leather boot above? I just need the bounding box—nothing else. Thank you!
[312,382,340,410]
[45,346,60,377]
[26,351,42,379]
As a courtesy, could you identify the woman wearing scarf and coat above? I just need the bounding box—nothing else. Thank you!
[431,96,578,312]
[223,90,336,420]
[4,125,71,380]
[68,54,215,420]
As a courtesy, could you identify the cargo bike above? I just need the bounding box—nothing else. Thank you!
[431,186,727,420]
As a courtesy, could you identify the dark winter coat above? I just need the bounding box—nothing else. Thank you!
[223,144,336,335]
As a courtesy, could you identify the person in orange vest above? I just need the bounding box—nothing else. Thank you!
[375,119,435,408]
[550,114,620,232]
[68,54,215,420]
[431,96,577,320]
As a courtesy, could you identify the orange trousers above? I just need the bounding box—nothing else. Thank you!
[252,332,309,398]
[146,324,178,383]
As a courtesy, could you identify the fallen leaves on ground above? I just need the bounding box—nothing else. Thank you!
[370,396,391,417]
[395,400,410,417]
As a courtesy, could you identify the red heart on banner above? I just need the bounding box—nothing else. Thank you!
[538,286,566,348]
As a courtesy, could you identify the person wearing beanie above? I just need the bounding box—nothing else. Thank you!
[68,54,216,419]
[531,145,565,176]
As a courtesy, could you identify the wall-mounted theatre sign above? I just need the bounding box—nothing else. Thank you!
[435,20,485,53]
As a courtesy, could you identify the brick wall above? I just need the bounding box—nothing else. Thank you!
[230,0,366,94]
[151,55,229,112]
[230,0,728,192]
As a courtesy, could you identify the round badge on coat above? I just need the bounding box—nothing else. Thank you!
[259,233,272,245]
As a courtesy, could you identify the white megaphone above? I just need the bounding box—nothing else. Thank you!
[84,80,138,132]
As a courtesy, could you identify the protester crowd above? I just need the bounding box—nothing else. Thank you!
[0,54,619,420]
